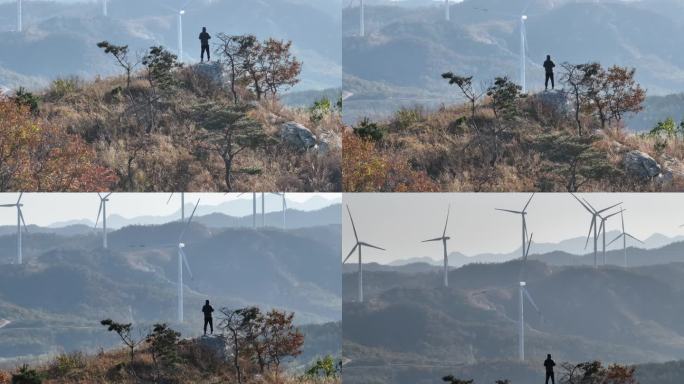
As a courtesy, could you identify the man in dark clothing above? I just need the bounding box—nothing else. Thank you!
[202,299,214,335]
[544,354,556,384]
[199,27,211,62]
[543,55,556,90]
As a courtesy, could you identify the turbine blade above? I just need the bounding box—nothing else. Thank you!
[442,204,450,238]
[597,202,622,214]
[495,208,523,214]
[346,205,359,242]
[522,192,535,212]
[180,248,193,280]
[166,193,175,204]
[16,192,23,204]
[607,233,623,247]
[104,192,113,199]
[0,204,16,207]
[584,218,594,249]
[582,197,598,213]
[523,288,541,315]
[179,199,201,241]
[361,242,385,251]
[94,201,103,228]
[625,233,644,243]
[422,237,443,243]
[570,192,593,213]
[524,233,533,260]
[344,243,359,263]
[621,211,625,233]
[19,208,28,233]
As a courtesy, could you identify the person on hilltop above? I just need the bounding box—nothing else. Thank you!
[544,354,556,384]
[199,27,211,62]
[202,299,214,335]
[543,55,556,91]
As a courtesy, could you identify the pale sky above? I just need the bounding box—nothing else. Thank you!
[0,193,340,227]
[343,193,684,263]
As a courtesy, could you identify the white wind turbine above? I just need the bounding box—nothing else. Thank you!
[167,192,186,222]
[496,193,535,269]
[343,205,385,303]
[177,9,185,61]
[609,211,643,268]
[273,193,287,229]
[359,0,365,37]
[422,205,451,287]
[571,194,621,268]
[237,192,257,228]
[102,0,108,17]
[261,192,266,227]
[444,0,450,21]
[520,14,528,93]
[0,193,28,264]
[597,208,624,265]
[518,232,541,361]
[95,193,112,249]
[176,199,200,323]
[17,0,22,32]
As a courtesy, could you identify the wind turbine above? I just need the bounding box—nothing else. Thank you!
[343,205,385,303]
[95,193,113,249]
[261,192,266,227]
[238,192,257,228]
[166,192,186,222]
[518,279,541,361]
[609,211,643,268]
[0,193,28,264]
[177,9,185,61]
[273,193,287,229]
[597,209,624,265]
[520,14,528,93]
[176,199,199,323]
[359,0,365,37]
[496,193,535,270]
[102,0,108,17]
[17,0,22,32]
[422,205,451,287]
[571,194,621,268]
[445,0,450,21]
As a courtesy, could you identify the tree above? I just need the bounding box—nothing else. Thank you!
[305,355,340,378]
[263,309,304,375]
[442,375,473,384]
[13,87,39,113]
[193,102,268,191]
[258,38,302,98]
[11,365,42,384]
[560,361,637,384]
[219,307,262,384]
[0,101,118,191]
[97,41,138,89]
[142,46,182,92]
[535,132,617,192]
[560,62,589,136]
[486,76,523,164]
[604,65,645,125]
[100,319,144,365]
[441,72,485,119]
[145,323,182,382]
[650,117,678,139]
[216,34,257,103]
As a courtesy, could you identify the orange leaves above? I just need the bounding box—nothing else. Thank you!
[0,100,118,191]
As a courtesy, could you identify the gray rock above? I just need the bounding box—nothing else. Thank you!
[194,335,230,361]
[623,150,662,180]
[281,121,317,151]
[317,132,341,154]
[192,62,223,84]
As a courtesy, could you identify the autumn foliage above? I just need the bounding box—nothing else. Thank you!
[0,100,117,191]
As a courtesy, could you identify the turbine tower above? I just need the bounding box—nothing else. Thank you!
[0,193,28,264]
[496,193,534,270]
[17,0,22,32]
[95,193,112,249]
[597,209,624,265]
[273,193,287,229]
[422,205,451,287]
[359,0,365,37]
[518,280,541,361]
[343,205,384,303]
[167,192,186,221]
[102,0,108,17]
[609,211,643,268]
[445,0,450,21]
[520,15,527,93]
[571,194,621,268]
[177,9,185,62]
[177,199,200,323]
[261,192,265,227]
[238,192,257,228]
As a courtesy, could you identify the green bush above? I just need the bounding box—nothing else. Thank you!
[14,87,39,113]
[305,355,340,378]
[52,352,86,376]
[50,77,79,98]
[12,364,42,384]
[310,97,332,124]
[354,118,385,142]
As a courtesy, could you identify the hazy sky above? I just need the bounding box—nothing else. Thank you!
[0,193,340,226]
[343,193,684,262]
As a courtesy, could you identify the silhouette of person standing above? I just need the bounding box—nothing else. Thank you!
[202,299,214,335]
[199,27,211,62]
[544,354,556,384]
[543,55,556,90]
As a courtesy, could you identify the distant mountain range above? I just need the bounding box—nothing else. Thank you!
[0,213,341,361]
[342,257,684,383]
[342,0,684,127]
[0,0,341,91]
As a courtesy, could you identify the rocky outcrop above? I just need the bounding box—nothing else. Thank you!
[194,335,230,361]
[280,121,317,151]
[623,150,661,180]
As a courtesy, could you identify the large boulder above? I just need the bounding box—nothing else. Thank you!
[280,121,317,151]
[194,335,230,361]
[191,62,223,85]
[317,131,342,154]
[623,150,661,180]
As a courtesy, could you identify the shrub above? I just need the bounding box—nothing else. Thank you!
[11,365,42,384]
[353,118,385,142]
[310,97,332,124]
[52,352,86,376]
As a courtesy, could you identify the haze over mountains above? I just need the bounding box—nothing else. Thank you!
[0,0,342,92]
[342,252,684,383]
[342,0,684,128]
[0,205,342,364]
